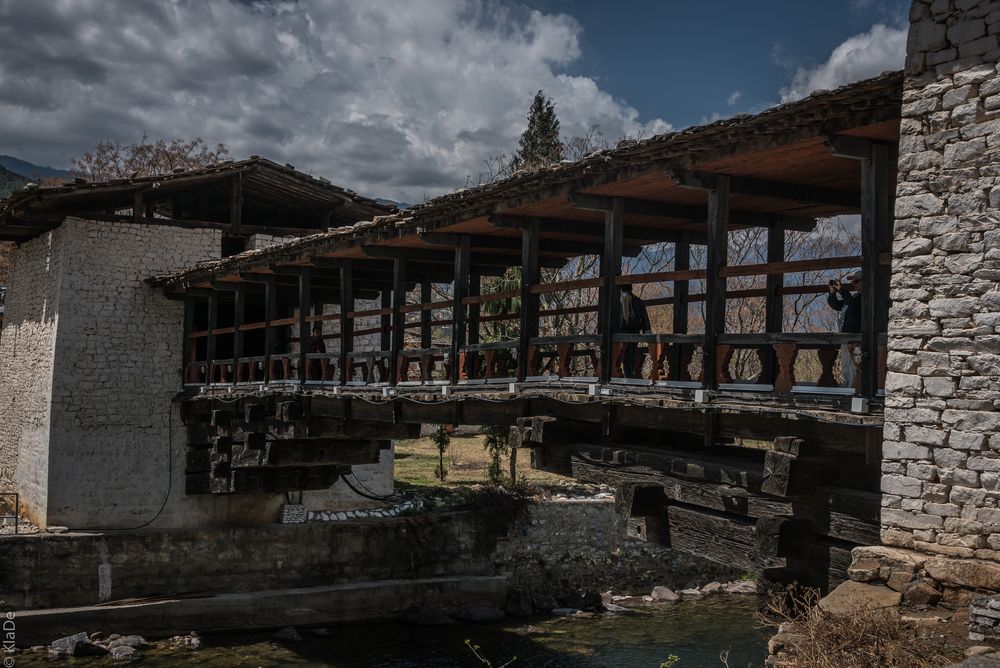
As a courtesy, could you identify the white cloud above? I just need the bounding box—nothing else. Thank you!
[726,90,742,106]
[0,0,671,202]
[779,23,906,102]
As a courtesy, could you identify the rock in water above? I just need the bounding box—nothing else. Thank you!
[109,645,139,662]
[272,626,302,642]
[550,608,582,616]
[49,632,106,656]
[701,582,725,594]
[725,580,757,594]
[651,586,679,602]
[108,635,150,649]
[603,603,637,614]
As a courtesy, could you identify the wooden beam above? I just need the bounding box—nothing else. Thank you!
[673,170,860,209]
[422,231,647,257]
[568,192,815,231]
[488,213,708,245]
[363,244,568,268]
[599,197,624,382]
[703,175,730,392]
[670,233,690,381]
[467,271,481,379]
[132,191,143,226]
[339,260,353,384]
[451,236,471,385]
[826,134,876,160]
[182,297,195,383]
[518,220,540,382]
[859,143,890,399]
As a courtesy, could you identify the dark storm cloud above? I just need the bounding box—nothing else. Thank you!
[0,0,670,201]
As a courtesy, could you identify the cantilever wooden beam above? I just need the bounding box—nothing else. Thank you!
[672,170,860,209]
[568,192,816,232]
[420,230,644,257]
[487,213,706,245]
[361,244,567,269]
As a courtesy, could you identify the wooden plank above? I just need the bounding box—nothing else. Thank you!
[233,283,245,378]
[666,505,785,570]
[487,213,709,246]
[518,221,540,382]
[814,486,881,545]
[860,144,889,398]
[599,197,624,382]
[614,268,704,285]
[703,175,729,391]
[462,289,519,305]
[206,290,218,384]
[529,276,602,295]
[720,255,861,278]
[182,297,196,383]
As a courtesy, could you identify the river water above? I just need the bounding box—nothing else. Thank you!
[23,596,767,667]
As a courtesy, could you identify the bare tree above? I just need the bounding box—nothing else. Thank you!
[71,135,231,181]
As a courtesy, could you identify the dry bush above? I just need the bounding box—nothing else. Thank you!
[759,585,963,668]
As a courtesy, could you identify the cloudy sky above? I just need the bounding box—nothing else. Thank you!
[0,0,908,202]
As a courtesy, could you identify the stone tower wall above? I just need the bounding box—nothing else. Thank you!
[883,0,1000,560]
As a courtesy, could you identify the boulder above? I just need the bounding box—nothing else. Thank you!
[272,626,302,642]
[651,586,679,602]
[701,581,725,593]
[602,603,637,614]
[725,580,757,595]
[902,579,943,607]
[49,632,106,656]
[817,581,901,616]
[532,595,559,613]
[504,590,534,617]
[581,590,603,611]
[558,591,587,610]
[679,588,703,596]
[550,608,582,616]
[925,557,1000,591]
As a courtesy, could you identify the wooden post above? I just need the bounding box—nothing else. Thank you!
[671,232,690,381]
[763,224,784,384]
[206,290,217,384]
[339,260,353,384]
[233,283,245,383]
[133,191,144,225]
[230,172,243,235]
[420,278,432,349]
[298,269,311,386]
[518,219,540,382]
[182,296,195,384]
[390,255,406,385]
[599,198,624,383]
[380,288,392,353]
[703,175,730,391]
[467,271,481,379]
[263,277,276,383]
[450,236,471,385]
[860,144,889,399]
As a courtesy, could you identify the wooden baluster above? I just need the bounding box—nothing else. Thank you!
[773,343,798,394]
[345,357,354,383]
[817,348,838,387]
[679,346,694,382]
[610,342,624,378]
[648,343,665,381]
[526,345,541,376]
[556,343,573,377]
[716,344,734,385]
[754,347,769,384]
[483,350,496,379]
[320,358,330,381]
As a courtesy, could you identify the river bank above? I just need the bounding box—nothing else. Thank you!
[14,596,768,667]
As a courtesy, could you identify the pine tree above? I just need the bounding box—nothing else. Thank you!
[512,90,564,171]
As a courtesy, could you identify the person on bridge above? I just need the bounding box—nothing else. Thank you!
[307,323,327,380]
[827,271,862,389]
[619,284,651,378]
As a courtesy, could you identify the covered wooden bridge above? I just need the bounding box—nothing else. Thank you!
[154,72,903,588]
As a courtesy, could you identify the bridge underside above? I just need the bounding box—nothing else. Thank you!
[182,383,881,591]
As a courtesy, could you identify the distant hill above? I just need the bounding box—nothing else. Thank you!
[0,164,29,199]
[0,155,72,182]
[375,197,412,210]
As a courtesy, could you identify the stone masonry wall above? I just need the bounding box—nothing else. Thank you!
[883,0,1000,560]
[43,219,226,528]
[493,499,740,597]
[0,230,65,525]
